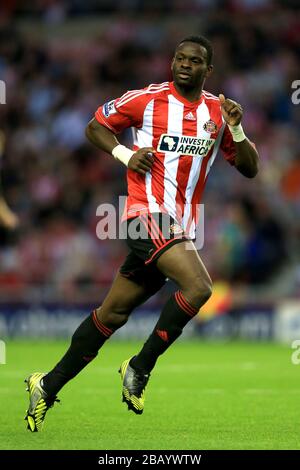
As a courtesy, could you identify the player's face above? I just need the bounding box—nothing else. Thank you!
[171,42,212,89]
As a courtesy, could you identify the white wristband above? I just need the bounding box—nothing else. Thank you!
[112,144,134,167]
[228,123,246,142]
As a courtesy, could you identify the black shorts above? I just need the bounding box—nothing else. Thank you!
[119,212,188,294]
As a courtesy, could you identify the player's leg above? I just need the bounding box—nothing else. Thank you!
[25,263,157,431]
[157,239,212,306]
[41,272,152,397]
[131,239,212,374]
[119,213,211,414]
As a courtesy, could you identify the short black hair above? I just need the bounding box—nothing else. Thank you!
[176,35,213,65]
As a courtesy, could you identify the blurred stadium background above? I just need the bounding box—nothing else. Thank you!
[0,0,299,342]
[1,0,300,451]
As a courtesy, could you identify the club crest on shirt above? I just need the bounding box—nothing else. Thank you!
[157,134,215,157]
[103,100,117,117]
[203,119,218,133]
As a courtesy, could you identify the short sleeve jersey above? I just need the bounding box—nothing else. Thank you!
[95,81,236,238]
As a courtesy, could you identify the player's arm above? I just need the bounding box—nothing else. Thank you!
[0,132,19,229]
[85,118,154,175]
[219,94,259,178]
[0,194,19,229]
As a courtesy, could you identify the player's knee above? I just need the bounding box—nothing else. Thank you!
[106,313,128,329]
[95,306,130,330]
[186,275,212,306]
[201,281,213,303]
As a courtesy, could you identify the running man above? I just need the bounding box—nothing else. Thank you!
[25,35,258,431]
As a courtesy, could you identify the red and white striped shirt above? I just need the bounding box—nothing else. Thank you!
[95,81,236,238]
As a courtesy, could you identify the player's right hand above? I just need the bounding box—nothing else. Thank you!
[128,147,155,175]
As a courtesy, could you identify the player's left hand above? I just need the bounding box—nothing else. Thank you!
[219,94,243,126]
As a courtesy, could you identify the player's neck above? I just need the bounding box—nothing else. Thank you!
[173,83,203,103]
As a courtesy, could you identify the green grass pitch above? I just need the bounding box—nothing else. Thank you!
[1,339,299,450]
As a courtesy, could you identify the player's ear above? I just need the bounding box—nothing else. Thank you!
[205,64,213,78]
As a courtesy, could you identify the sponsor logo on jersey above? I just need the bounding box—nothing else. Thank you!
[203,119,218,133]
[184,111,196,121]
[157,134,215,157]
[103,100,117,117]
